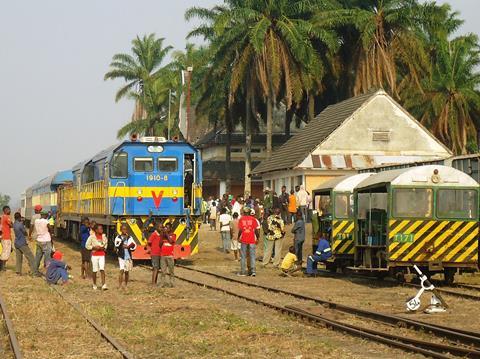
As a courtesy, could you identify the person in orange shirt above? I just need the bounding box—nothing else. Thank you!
[288,190,297,225]
[1,206,13,271]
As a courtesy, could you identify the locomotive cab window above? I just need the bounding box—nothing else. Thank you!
[437,189,478,219]
[393,188,433,218]
[134,158,153,172]
[334,193,353,219]
[158,158,177,172]
[110,152,128,178]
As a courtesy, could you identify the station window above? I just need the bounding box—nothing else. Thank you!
[134,158,153,172]
[393,188,433,218]
[437,189,478,219]
[110,152,128,178]
[158,158,177,172]
[334,193,353,219]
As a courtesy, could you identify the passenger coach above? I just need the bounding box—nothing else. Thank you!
[352,165,479,283]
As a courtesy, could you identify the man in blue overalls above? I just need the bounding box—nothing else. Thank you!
[306,233,332,276]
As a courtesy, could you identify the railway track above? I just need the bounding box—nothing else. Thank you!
[164,265,480,359]
[0,291,22,359]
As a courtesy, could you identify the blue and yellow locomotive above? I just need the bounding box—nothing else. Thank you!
[30,136,203,259]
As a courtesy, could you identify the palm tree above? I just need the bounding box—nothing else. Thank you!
[315,0,427,97]
[403,35,480,154]
[104,34,173,137]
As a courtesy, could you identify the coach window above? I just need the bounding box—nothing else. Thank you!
[437,189,478,219]
[393,188,433,218]
[110,152,128,178]
[134,158,153,172]
[158,158,177,172]
[334,193,353,219]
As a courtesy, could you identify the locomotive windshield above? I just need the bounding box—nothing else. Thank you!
[393,188,433,218]
[134,158,153,172]
[110,152,128,178]
[437,189,478,219]
[158,158,177,172]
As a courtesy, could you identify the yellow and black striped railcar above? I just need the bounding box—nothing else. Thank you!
[312,173,374,269]
[353,165,479,283]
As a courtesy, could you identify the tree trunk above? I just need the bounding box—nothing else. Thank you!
[244,94,252,197]
[308,92,315,123]
[266,94,273,158]
[225,100,232,194]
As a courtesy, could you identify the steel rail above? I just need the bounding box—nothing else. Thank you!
[172,271,473,359]
[176,265,480,347]
[0,292,22,359]
[48,285,134,359]
[405,283,480,301]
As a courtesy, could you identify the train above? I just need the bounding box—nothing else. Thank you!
[313,164,479,283]
[23,136,203,259]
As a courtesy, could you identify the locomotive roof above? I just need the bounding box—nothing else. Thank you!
[313,173,374,194]
[30,170,73,191]
[356,165,479,191]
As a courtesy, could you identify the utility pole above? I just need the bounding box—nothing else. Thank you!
[167,89,172,140]
[186,66,193,142]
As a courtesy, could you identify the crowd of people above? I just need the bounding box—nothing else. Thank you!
[201,185,332,277]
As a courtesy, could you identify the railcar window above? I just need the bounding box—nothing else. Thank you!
[437,189,478,219]
[110,152,128,178]
[393,188,433,218]
[158,158,177,172]
[134,158,153,172]
[334,194,353,218]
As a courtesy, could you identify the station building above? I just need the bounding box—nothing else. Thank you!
[252,90,453,194]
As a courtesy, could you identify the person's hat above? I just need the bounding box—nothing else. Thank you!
[264,187,270,192]
[52,251,63,261]
[243,207,251,214]
[34,204,42,212]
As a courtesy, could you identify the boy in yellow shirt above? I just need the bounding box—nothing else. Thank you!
[280,246,299,276]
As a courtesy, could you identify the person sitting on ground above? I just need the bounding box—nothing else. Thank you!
[13,212,36,275]
[147,223,163,286]
[280,246,299,276]
[114,224,137,289]
[85,224,108,290]
[46,251,71,285]
[306,233,332,276]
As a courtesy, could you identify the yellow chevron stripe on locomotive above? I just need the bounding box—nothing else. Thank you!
[332,219,355,255]
[387,219,478,264]
[115,216,200,260]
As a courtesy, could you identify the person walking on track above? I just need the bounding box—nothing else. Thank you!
[0,206,13,271]
[85,224,108,290]
[13,212,36,275]
[160,222,176,288]
[237,207,260,277]
[33,212,52,272]
[114,224,136,289]
[262,208,285,268]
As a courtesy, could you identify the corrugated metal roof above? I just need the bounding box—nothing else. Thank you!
[252,90,378,175]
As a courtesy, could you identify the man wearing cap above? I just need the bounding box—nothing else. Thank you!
[237,207,260,277]
[46,251,71,285]
[33,212,53,272]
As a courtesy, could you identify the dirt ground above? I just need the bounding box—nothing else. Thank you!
[0,221,478,358]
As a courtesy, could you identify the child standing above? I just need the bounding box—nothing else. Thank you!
[280,246,298,276]
[160,222,176,287]
[219,208,232,253]
[147,223,163,286]
[209,202,217,230]
[230,213,241,261]
[85,224,108,290]
[46,251,71,285]
[114,224,137,289]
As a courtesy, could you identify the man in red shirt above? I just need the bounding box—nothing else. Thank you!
[1,206,13,271]
[160,222,176,287]
[147,223,163,285]
[237,207,260,277]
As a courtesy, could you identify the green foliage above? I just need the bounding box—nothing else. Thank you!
[0,194,10,208]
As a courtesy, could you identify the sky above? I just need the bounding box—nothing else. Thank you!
[0,1,477,206]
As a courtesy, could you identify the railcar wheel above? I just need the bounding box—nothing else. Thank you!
[444,268,456,285]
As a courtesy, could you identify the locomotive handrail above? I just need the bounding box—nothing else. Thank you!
[110,181,127,215]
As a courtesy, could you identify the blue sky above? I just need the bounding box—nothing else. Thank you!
[0,1,477,205]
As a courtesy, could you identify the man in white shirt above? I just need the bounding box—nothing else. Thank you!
[33,212,52,273]
[296,185,309,222]
[218,208,232,253]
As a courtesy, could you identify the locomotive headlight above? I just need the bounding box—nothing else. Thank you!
[173,189,178,195]
[137,189,143,195]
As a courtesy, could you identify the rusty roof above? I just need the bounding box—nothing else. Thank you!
[252,90,378,175]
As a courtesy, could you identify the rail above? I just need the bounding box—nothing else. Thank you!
[0,291,22,358]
